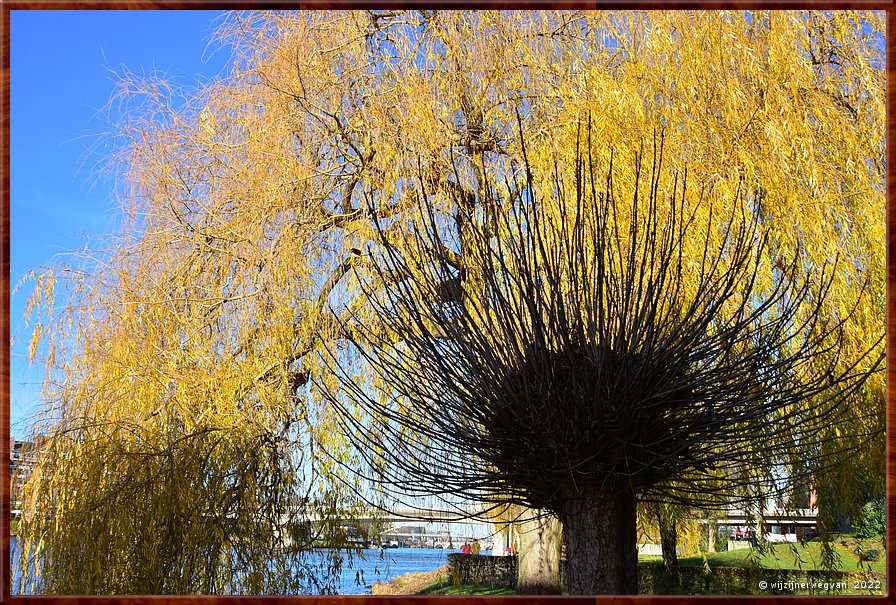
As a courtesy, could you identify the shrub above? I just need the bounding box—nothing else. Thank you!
[853,499,885,539]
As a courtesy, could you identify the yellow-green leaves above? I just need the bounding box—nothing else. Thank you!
[17,9,884,594]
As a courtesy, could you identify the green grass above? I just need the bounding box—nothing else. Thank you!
[416,535,887,595]
[638,536,886,574]
[417,576,515,595]
[424,584,516,595]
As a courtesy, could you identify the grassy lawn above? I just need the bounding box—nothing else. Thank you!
[422,582,515,595]
[399,535,887,595]
[638,536,886,574]
[405,570,516,595]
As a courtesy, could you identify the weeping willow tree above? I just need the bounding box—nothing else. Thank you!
[17,9,884,594]
[15,129,364,593]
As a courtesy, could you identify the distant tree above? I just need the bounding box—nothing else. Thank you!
[640,501,688,589]
[330,124,883,594]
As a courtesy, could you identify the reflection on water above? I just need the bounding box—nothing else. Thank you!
[10,538,464,595]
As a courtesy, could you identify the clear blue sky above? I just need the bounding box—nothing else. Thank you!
[10,10,230,440]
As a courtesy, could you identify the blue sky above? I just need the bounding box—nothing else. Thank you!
[9,10,230,439]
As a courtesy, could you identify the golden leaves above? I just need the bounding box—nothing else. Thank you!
[27,323,43,363]
[16,9,885,593]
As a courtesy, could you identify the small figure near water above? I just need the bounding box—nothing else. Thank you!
[461,541,472,555]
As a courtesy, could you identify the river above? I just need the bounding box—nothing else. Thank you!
[337,547,455,593]
[10,538,472,595]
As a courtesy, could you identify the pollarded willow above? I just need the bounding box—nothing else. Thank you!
[329,124,883,594]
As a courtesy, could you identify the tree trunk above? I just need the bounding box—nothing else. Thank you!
[659,516,679,591]
[515,508,562,594]
[558,489,638,595]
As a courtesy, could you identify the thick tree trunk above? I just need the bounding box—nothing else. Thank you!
[559,489,638,595]
[515,508,562,594]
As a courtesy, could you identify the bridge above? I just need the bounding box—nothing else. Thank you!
[304,505,494,525]
[287,504,500,550]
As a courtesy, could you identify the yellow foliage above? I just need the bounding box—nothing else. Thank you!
[17,9,883,594]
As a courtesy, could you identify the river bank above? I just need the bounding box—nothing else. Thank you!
[371,564,449,595]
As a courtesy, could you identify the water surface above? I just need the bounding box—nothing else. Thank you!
[10,538,468,595]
